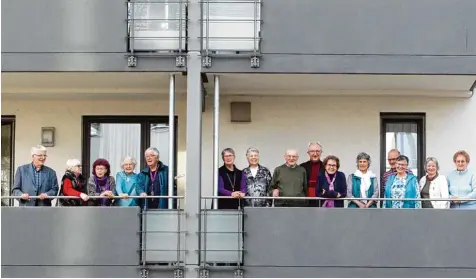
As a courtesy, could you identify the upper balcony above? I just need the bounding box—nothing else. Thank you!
[200,0,476,74]
[1,0,187,72]
[2,0,475,74]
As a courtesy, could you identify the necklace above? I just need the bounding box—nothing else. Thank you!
[226,172,236,191]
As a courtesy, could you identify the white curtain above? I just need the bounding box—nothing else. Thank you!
[95,124,142,176]
[150,124,170,166]
[385,123,419,176]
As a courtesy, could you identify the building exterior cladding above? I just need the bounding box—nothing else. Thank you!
[2,0,476,278]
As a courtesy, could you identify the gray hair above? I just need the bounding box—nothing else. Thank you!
[221,148,235,158]
[121,156,137,168]
[356,152,371,164]
[31,145,47,156]
[424,157,440,171]
[145,147,160,157]
[307,141,323,151]
[65,159,81,171]
[246,147,260,157]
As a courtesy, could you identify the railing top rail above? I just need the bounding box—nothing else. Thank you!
[201,196,476,202]
[1,195,184,200]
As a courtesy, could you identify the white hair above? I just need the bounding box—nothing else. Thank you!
[66,159,81,171]
[307,141,322,151]
[31,145,47,156]
[246,147,260,157]
[121,156,137,168]
[285,149,299,156]
[145,147,160,157]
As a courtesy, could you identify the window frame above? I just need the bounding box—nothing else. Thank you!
[1,115,16,206]
[81,115,178,180]
[379,113,426,180]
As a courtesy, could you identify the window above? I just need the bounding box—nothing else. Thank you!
[127,0,186,52]
[380,113,425,179]
[82,116,177,179]
[202,0,261,52]
[1,116,15,206]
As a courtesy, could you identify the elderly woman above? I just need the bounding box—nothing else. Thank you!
[347,152,379,208]
[419,157,449,209]
[218,148,247,209]
[317,155,347,208]
[139,147,175,209]
[242,147,272,207]
[384,155,421,208]
[59,159,89,206]
[447,150,476,209]
[87,158,116,206]
[115,156,145,207]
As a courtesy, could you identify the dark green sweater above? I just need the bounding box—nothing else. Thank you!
[270,164,308,202]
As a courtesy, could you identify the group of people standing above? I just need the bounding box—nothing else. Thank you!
[217,142,476,209]
[12,145,176,209]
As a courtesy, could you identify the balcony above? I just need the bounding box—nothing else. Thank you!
[3,196,476,277]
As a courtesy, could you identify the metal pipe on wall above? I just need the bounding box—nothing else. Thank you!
[213,75,220,209]
[169,74,176,209]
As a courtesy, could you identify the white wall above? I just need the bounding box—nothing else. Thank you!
[3,95,476,200]
[200,95,476,197]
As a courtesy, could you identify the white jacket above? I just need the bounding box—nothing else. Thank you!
[419,175,450,209]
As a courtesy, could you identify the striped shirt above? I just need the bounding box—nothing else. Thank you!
[381,168,413,197]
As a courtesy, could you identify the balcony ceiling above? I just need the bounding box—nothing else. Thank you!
[2,72,475,99]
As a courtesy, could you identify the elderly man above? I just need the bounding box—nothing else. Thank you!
[138,147,176,209]
[12,145,59,206]
[300,142,325,207]
[269,149,308,207]
[381,149,413,205]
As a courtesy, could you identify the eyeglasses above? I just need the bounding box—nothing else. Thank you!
[456,160,466,163]
[34,154,47,158]
[326,164,337,168]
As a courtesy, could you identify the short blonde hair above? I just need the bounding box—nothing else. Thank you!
[31,145,47,156]
[66,159,81,171]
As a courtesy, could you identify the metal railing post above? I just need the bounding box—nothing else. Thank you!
[212,75,220,210]
[169,74,176,210]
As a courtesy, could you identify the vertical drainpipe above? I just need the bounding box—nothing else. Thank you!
[213,75,220,209]
[169,74,176,209]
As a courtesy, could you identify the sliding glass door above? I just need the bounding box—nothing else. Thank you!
[82,116,177,179]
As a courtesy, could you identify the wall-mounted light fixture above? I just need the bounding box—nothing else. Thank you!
[41,127,56,147]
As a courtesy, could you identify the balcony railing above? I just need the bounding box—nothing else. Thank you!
[126,0,187,66]
[200,0,262,68]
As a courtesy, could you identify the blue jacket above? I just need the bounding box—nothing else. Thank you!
[115,171,140,207]
[317,171,347,208]
[348,174,378,208]
[12,163,59,206]
[138,162,177,209]
[384,173,420,208]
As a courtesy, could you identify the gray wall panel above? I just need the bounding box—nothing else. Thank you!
[1,266,140,278]
[261,0,475,55]
[1,207,140,266]
[244,267,476,278]
[243,208,476,268]
[1,0,126,53]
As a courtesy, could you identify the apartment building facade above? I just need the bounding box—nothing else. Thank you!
[2,0,476,277]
